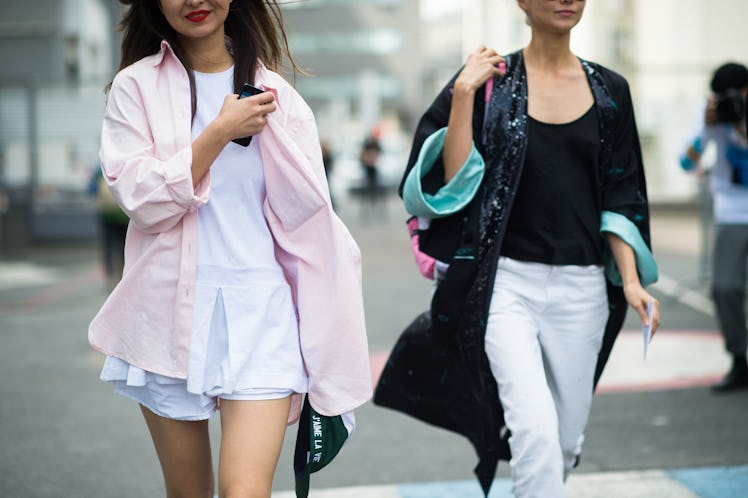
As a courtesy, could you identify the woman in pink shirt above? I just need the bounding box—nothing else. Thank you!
[90,1,371,497]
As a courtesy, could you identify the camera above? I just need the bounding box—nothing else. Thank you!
[716,88,745,123]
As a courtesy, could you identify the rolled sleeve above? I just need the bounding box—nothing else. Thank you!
[160,146,209,210]
[101,73,209,234]
[600,210,658,287]
[402,127,484,218]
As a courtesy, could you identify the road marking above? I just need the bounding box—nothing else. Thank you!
[652,273,714,317]
[371,330,729,395]
[273,486,400,498]
[268,466,748,497]
[0,261,102,315]
[0,262,62,290]
[17,265,101,310]
[668,465,748,498]
[597,329,727,393]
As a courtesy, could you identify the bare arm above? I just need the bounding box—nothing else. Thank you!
[443,46,504,182]
[605,232,661,335]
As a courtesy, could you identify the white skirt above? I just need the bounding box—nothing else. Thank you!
[101,266,308,420]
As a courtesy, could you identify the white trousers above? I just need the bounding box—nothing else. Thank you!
[484,257,609,498]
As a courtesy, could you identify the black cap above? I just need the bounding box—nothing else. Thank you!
[710,62,748,93]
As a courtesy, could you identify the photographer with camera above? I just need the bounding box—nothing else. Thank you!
[681,62,748,393]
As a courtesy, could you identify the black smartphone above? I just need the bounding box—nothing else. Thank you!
[232,83,264,147]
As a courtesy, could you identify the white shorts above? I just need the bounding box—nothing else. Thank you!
[101,357,296,421]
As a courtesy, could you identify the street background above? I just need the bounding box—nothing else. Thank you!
[1,193,748,497]
[1,1,748,497]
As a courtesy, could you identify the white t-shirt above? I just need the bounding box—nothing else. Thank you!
[188,67,307,396]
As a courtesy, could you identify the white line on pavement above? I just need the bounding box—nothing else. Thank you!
[272,486,401,498]
[268,469,702,497]
[651,273,714,317]
[0,262,61,291]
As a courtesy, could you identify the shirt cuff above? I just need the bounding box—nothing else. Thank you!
[402,127,485,218]
[600,210,659,287]
[162,146,209,211]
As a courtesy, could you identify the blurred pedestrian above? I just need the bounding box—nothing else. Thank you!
[376,0,659,496]
[680,62,748,393]
[87,166,129,291]
[320,139,336,209]
[358,134,384,219]
[88,1,371,497]
[359,134,381,191]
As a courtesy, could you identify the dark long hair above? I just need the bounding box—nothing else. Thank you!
[113,0,300,115]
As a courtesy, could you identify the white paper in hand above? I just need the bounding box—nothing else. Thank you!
[642,299,654,360]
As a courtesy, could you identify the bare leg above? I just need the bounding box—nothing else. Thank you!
[218,397,292,498]
[140,405,214,498]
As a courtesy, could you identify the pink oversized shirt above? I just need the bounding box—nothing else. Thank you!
[89,41,372,421]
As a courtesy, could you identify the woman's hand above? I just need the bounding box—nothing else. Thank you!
[623,282,660,337]
[443,45,504,182]
[216,91,278,142]
[454,45,505,96]
[190,91,277,187]
[604,232,661,337]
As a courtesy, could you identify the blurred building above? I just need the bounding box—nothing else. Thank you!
[0,0,118,249]
[420,0,748,202]
[282,0,421,190]
[1,0,112,84]
[1,0,745,251]
[283,0,420,130]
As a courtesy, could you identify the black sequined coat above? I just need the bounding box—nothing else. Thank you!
[374,51,652,496]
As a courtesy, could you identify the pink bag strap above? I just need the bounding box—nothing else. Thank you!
[485,62,505,104]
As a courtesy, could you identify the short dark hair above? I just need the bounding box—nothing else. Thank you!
[710,62,748,93]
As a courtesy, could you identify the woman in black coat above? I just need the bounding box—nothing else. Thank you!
[376,1,660,496]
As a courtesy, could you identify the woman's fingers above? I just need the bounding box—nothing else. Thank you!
[256,100,277,115]
[469,51,504,74]
[250,91,276,107]
[624,286,660,329]
[636,293,661,338]
[490,55,506,74]
[220,93,277,139]
[650,299,661,335]
[239,95,277,119]
[633,300,648,325]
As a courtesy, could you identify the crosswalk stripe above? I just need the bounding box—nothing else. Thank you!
[667,465,748,498]
[262,465,748,498]
[652,273,714,317]
[273,486,400,497]
[267,465,748,497]
[0,262,61,290]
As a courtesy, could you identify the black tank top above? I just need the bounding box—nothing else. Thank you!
[500,105,603,265]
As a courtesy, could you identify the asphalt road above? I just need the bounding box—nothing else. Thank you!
[1,194,746,498]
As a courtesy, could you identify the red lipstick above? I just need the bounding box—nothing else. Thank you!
[186,10,209,23]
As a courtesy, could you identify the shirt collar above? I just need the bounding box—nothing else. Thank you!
[151,40,174,67]
[151,40,280,108]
